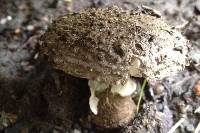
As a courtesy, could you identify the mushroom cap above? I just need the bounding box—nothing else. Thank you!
[40,7,190,85]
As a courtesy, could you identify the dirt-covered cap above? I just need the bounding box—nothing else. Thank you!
[39,6,190,85]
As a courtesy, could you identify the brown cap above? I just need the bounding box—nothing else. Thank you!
[39,7,190,85]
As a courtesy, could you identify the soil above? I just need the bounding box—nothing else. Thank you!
[0,0,200,133]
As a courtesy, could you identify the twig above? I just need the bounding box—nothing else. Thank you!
[195,106,200,114]
[167,117,186,133]
[167,105,189,133]
[175,15,198,33]
[194,106,200,133]
[194,121,200,133]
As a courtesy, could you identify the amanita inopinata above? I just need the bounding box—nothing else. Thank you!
[39,7,190,128]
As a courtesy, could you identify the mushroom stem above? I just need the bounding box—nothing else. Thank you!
[88,78,137,115]
[88,78,137,128]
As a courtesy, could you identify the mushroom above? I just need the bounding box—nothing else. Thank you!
[39,7,190,128]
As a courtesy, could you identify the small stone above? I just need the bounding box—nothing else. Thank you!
[0,18,7,25]
[34,53,39,59]
[73,129,81,133]
[42,16,49,22]
[193,84,200,96]
[27,25,35,31]
[154,84,165,95]
[15,28,21,34]
[7,16,12,21]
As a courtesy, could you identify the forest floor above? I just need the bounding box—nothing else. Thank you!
[0,0,200,133]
